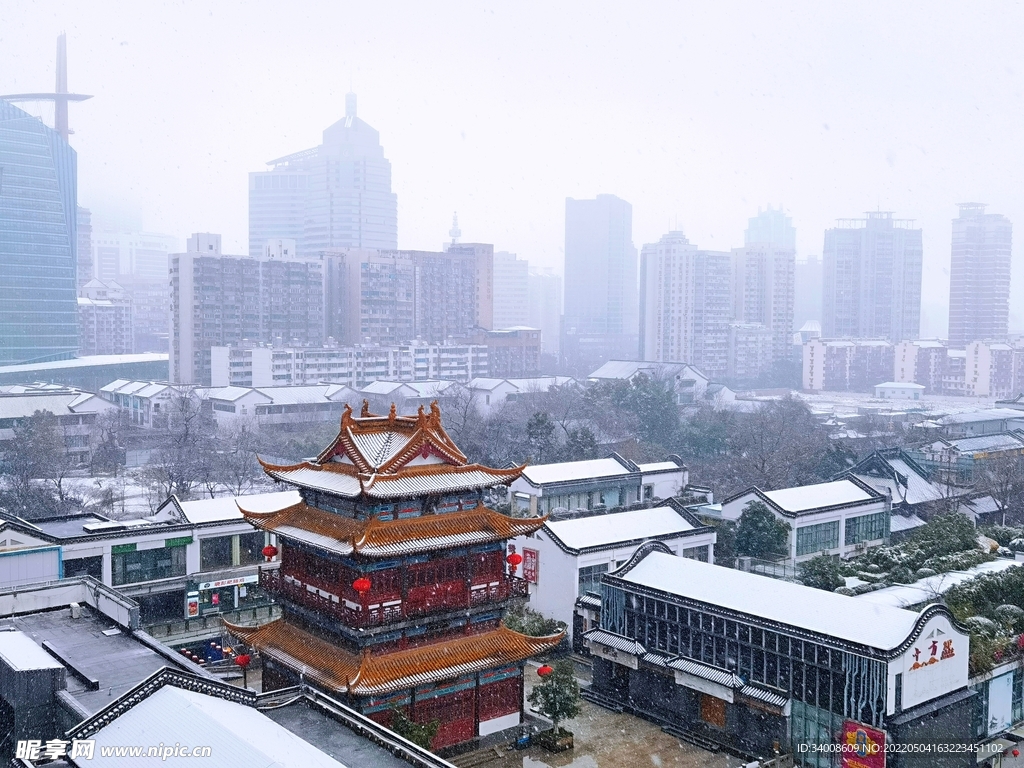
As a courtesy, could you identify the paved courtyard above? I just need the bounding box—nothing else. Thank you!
[480,662,746,768]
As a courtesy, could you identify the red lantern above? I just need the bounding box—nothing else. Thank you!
[1014,749,1021,758]
[537,664,554,677]
[234,654,251,668]
[507,552,523,571]
[353,577,372,595]
[262,544,278,559]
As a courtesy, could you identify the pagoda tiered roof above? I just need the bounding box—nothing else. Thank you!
[226,619,564,696]
[257,401,525,499]
[237,499,547,557]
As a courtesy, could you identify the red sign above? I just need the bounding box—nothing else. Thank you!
[840,721,886,768]
[523,548,539,584]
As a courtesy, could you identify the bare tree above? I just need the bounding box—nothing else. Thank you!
[139,387,217,502]
[982,453,1024,526]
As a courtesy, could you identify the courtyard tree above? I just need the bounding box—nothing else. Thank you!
[799,554,845,591]
[736,500,791,559]
[528,659,581,738]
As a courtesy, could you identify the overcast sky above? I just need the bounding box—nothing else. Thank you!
[3,1,1023,337]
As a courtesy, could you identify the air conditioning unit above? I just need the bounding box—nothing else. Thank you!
[854,542,867,552]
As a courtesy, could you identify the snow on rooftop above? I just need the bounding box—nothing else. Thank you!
[89,685,346,768]
[938,408,1024,424]
[875,382,925,389]
[763,479,874,513]
[638,461,682,473]
[0,630,64,671]
[178,490,300,524]
[521,457,631,486]
[546,506,694,551]
[0,353,167,375]
[854,559,1021,610]
[620,552,920,650]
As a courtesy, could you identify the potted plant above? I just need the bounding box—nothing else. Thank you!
[528,660,580,752]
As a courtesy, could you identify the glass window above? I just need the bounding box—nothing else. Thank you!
[200,536,233,570]
[577,563,609,595]
[844,512,890,545]
[112,547,185,585]
[238,531,266,565]
[796,521,840,556]
[64,555,102,579]
[681,545,709,562]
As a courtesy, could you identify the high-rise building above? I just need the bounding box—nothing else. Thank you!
[948,204,1012,347]
[527,269,562,357]
[793,255,823,332]
[492,251,529,329]
[91,225,179,282]
[639,231,732,379]
[170,235,324,384]
[563,195,638,370]
[323,247,488,347]
[0,99,79,364]
[894,339,947,394]
[76,206,93,289]
[77,278,133,355]
[249,93,397,258]
[733,206,795,362]
[822,211,922,342]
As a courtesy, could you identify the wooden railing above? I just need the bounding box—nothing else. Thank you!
[259,568,526,628]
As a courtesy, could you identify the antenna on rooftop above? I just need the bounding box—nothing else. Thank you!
[449,213,461,244]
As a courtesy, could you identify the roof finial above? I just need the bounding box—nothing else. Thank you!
[342,402,353,428]
[388,402,397,421]
[430,400,441,425]
[345,92,357,119]
[361,399,371,418]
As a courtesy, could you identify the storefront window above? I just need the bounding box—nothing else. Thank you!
[200,536,233,570]
[238,531,266,565]
[112,546,186,585]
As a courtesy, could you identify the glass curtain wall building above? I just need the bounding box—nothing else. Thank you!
[0,99,79,364]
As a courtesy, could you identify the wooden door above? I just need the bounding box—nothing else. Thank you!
[699,694,726,729]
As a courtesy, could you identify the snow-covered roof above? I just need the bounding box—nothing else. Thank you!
[545,506,695,551]
[0,392,110,420]
[850,455,944,507]
[0,353,167,375]
[855,559,1021,610]
[939,433,1024,453]
[588,360,706,383]
[205,386,267,403]
[889,513,927,533]
[0,630,64,671]
[762,479,874,513]
[176,491,301,524]
[467,377,511,391]
[520,457,633,486]
[638,461,683,474]
[360,380,407,395]
[618,551,920,650]
[875,382,925,390]
[254,385,343,405]
[939,408,1024,425]
[87,685,346,768]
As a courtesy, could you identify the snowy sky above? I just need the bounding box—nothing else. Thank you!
[3,1,1023,337]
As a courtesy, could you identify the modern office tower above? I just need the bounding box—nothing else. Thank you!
[794,255,823,332]
[492,251,530,329]
[639,231,732,379]
[563,195,638,370]
[732,206,795,362]
[948,204,1013,347]
[249,93,397,257]
[170,235,324,384]
[91,225,179,282]
[77,279,133,355]
[822,211,922,342]
[0,99,79,364]
[527,269,562,356]
[76,207,93,289]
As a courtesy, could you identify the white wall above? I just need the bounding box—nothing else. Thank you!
[886,612,969,715]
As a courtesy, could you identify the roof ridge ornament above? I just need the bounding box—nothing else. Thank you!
[361,399,372,418]
[341,403,353,429]
[388,403,397,422]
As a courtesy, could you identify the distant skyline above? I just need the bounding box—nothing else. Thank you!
[3,1,1023,337]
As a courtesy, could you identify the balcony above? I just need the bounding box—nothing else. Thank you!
[259,568,526,629]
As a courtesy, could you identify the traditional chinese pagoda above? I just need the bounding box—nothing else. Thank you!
[227,401,561,750]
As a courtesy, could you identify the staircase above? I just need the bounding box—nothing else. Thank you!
[449,745,505,768]
[660,722,721,753]
[580,686,625,713]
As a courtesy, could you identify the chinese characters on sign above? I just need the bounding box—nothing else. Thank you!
[523,547,539,583]
[16,739,95,760]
